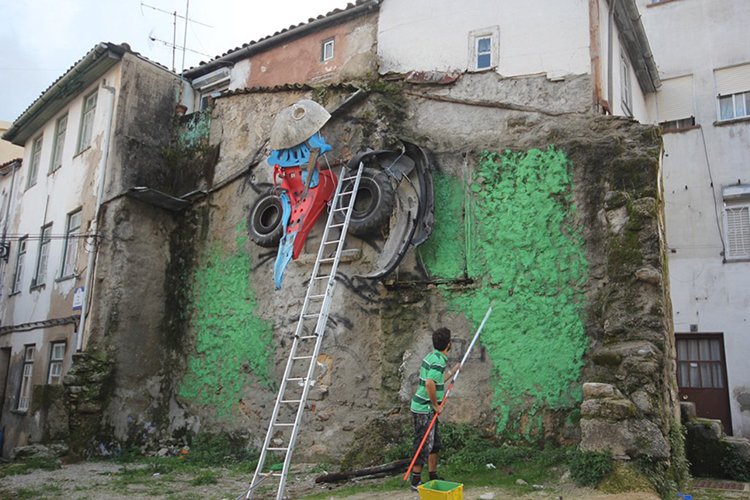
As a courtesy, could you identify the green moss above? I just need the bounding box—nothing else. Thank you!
[423,147,589,439]
[178,228,274,417]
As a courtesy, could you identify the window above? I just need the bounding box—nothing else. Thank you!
[676,337,725,389]
[27,135,43,188]
[32,224,52,287]
[621,49,633,116]
[61,210,81,278]
[12,236,27,293]
[715,64,750,121]
[476,37,492,70]
[722,185,750,260]
[321,38,335,62]
[47,342,66,385]
[17,345,34,411]
[657,75,695,131]
[718,92,750,121]
[50,114,67,172]
[77,91,97,153]
[469,27,499,72]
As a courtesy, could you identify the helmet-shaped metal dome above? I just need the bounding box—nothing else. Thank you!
[269,99,331,149]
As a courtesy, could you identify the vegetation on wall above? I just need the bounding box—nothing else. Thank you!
[421,147,589,439]
[178,229,274,417]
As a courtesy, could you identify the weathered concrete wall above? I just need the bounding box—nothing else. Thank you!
[149,72,679,473]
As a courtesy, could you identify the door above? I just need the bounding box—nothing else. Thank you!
[675,333,732,435]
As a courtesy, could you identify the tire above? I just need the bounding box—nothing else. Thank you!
[248,190,284,247]
[337,168,396,236]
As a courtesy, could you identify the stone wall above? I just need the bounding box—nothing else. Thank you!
[69,71,681,481]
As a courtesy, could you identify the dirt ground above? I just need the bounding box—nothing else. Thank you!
[0,461,743,500]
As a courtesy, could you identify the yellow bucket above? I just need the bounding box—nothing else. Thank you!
[417,480,464,500]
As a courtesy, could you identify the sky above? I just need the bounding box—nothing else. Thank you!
[0,0,352,122]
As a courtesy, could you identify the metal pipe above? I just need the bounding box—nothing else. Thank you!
[75,82,116,352]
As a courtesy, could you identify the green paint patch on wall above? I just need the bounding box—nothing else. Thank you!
[427,147,588,439]
[178,231,273,417]
[419,171,466,280]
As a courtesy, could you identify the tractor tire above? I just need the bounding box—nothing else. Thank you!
[248,190,284,247]
[337,168,396,236]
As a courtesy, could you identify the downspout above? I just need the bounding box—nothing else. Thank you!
[1,161,19,244]
[607,0,615,112]
[74,82,116,352]
[589,0,603,113]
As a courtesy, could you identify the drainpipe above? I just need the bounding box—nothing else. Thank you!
[607,0,615,111]
[74,82,116,352]
[1,160,19,245]
[589,0,602,112]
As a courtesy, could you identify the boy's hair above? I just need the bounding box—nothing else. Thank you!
[432,327,452,351]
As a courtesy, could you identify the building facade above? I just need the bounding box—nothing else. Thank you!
[639,0,750,437]
[0,42,179,456]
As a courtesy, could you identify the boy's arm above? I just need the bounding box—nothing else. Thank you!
[425,379,440,414]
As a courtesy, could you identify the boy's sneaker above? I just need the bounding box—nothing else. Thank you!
[410,481,422,492]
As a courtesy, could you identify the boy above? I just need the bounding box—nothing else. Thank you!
[409,327,459,490]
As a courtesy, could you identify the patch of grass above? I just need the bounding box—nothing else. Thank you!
[0,456,61,478]
[10,484,63,499]
[189,470,218,486]
[569,449,613,487]
[599,462,656,494]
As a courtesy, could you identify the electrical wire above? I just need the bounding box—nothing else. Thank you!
[699,127,727,262]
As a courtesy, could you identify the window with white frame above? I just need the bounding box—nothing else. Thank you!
[657,75,696,131]
[50,114,67,172]
[32,224,52,287]
[469,27,499,72]
[61,209,81,278]
[321,38,335,62]
[17,345,34,411]
[47,342,66,385]
[715,64,750,121]
[77,91,97,153]
[27,135,43,188]
[722,185,750,260]
[12,236,27,293]
[621,49,633,116]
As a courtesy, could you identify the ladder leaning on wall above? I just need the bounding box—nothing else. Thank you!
[242,160,365,500]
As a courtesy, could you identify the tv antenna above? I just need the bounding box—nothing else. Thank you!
[141,1,212,72]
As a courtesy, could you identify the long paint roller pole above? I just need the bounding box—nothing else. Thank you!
[402,305,494,482]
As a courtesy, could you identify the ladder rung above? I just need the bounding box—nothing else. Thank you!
[267,447,288,452]
[274,422,294,427]
[293,355,313,360]
[329,223,345,228]
[333,207,348,212]
[303,313,319,319]
[281,399,302,404]
[299,335,318,340]
[342,175,359,181]
[285,377,304,382]
[307,294,325,300]
[314,275,330,280]
[338,189,355,196]
[319,258,335,263]
[323,239,341,245]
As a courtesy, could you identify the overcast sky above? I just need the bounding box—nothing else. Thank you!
[0,0,352,122]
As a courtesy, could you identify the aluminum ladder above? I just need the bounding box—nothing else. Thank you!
[244,161,365,500]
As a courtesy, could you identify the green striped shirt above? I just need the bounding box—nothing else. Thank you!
[410,350,448,414]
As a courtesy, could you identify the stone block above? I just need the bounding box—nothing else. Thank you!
[724,436,750,462]
[679,401,696,422]
[580,418,669,459]
[635,266,662,285]
[582,382,620,400]
[581,398,637,420]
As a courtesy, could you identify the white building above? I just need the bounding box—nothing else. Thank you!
[638,0,750,437]
[377,0,658,121]
[0,42,179,456]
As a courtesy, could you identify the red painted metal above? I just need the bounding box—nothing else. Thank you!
[274,164,338,259]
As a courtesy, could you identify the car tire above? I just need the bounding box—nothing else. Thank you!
[248,190,284,247]
[337,168,396,236]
